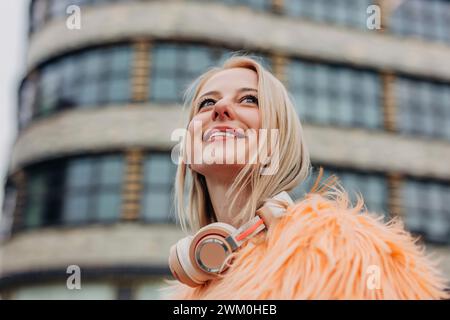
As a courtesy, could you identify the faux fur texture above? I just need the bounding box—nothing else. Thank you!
[160,179,449,299]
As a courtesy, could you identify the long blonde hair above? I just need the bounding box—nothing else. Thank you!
[174,54,311,233]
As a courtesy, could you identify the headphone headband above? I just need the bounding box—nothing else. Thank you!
[168,191,294,287]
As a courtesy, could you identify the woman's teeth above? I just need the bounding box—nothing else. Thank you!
[209,131,242,141]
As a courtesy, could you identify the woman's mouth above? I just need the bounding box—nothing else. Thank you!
[203,129,246,142]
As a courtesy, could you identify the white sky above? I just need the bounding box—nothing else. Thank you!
[0,0,27,211]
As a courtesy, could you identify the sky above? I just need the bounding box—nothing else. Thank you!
[0,0,27,212]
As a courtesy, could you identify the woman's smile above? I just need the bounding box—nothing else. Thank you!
[203,126,246,142]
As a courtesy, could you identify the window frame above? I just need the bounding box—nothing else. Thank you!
[20,153,126,232]
[140,151,178,224]
[288,58,383,130]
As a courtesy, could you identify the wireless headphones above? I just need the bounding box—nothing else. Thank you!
[168,191,294,287]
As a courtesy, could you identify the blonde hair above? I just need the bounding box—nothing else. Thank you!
[174,54,311,233]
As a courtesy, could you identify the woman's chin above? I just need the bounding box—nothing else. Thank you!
[190,162,246,178]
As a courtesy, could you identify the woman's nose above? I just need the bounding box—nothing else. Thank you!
[212,99,234,121]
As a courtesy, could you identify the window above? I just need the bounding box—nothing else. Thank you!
[18,77,37,129]
[30,0,449,45]
[46,0,92,19]
[284,0,374,30]
[396,77,450,141]
[402,178,450,244]
[1,182,17,239]
[22,154,124,230]
[24,171,49,228]
[38,63,60,116]
[30,0,48,33]
[47,0,68,18]
[20,41,273,128]
[150,43,232,103]
[290,166,389,218]
[219,0,272,11]
[62,155,124,224]
[30,0,128,32]
[288,59,382,129]
[29,0,375,34]
[391,0,450,44]
[23,160,67,228]
[141,153,177,223]
[150,43,271,103]
[24,45,132,124]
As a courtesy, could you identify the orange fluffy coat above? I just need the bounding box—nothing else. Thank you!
[161,180,449,299]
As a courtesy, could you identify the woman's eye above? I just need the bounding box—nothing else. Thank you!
[241,95,258,105]
[199,98,216,109]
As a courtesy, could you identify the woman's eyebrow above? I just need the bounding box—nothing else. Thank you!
[238,87,258,94]
[197,87,258,101]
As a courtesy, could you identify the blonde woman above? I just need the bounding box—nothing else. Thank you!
[162,55,448,299]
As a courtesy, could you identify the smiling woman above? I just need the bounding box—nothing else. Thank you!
[161,55,449,300]
[179,56,309,231]
[186,67,265,227]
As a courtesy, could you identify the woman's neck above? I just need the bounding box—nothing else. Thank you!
[204,174,249,228]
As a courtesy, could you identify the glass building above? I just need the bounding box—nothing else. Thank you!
[1,0,449,299]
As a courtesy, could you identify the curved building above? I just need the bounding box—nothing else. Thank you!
[1,0,449,299]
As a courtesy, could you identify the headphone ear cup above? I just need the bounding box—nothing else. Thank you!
[171,236,212,287]
[190,223,237,274]
[169,223,238,287]
[168,242,196,287]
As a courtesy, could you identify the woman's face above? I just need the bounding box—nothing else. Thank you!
[187,67,261,180]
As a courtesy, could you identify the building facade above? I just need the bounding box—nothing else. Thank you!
[1,0,449,299]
